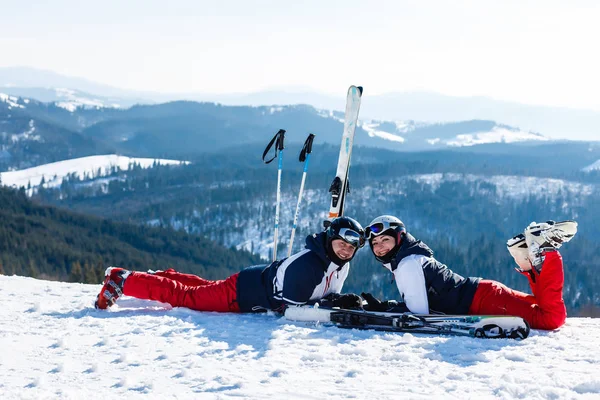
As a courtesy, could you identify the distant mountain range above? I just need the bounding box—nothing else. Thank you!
[2,66,600,141]
[3,88,594,173]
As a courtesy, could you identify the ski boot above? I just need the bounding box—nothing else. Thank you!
[95,267,131,309]
[507,220,577,272]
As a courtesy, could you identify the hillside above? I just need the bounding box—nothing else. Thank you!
[0,275,599,399]
[2,91,578,172]
[0,186,262,282]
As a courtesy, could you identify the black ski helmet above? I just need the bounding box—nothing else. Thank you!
[325,216,365,266]
[365,215,406,263]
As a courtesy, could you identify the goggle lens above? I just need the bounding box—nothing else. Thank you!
[366,222,399,239]
[336,228,365,248]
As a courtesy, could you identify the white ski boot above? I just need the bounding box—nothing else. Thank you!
[507,220,577,272]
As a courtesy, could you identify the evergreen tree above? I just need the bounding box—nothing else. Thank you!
[69,262,83,283]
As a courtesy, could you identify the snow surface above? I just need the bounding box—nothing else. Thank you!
[1,275,599,399]
[0,154,188,190]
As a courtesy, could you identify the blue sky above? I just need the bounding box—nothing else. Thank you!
[1,0,599,111]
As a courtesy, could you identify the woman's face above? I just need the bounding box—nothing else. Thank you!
[331,239,357,261]
[371,235,396,258]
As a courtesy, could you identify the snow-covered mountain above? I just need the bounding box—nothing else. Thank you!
[0,275,598,399]
[0,155,187,194]
[0,87,147,110]
[317,109,550,149]
[1,88,122,112]
[359,119,548,147]
[583,159,600,172]
[2,90,558,165]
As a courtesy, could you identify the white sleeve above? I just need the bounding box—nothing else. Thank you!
[392,255,429,314]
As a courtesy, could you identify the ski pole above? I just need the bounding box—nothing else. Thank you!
[262,129,286,261]
[287,133,316,257]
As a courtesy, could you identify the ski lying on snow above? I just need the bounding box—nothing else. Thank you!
[284,306,530,339]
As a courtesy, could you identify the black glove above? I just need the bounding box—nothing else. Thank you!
[361,292,410,313]
[320,293,363,310]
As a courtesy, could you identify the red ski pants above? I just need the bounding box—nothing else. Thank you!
[123,268,241,313]
[468,251,566,330]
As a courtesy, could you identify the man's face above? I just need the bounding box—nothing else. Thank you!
[331,239,357,261]
[371,235,396,258]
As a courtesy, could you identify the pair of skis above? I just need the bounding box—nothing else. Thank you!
[284,306,531,340]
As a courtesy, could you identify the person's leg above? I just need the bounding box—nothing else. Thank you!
[468,251,566,330]
[123,272,241,313]
[528,251,566,329]
[151,268,216,287]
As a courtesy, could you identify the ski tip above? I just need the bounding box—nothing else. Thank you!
[348,86,363,96]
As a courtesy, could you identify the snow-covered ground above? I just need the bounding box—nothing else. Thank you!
[0,154,188,190]
[1,275,599,399]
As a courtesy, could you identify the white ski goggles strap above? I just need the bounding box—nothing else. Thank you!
[365,221,398,240]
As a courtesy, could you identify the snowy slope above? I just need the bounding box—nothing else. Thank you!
[0,154,188,190]
[1,275,599,399]
[583,159,600,172]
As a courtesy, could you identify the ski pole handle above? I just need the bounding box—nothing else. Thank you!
[262,129,286,164]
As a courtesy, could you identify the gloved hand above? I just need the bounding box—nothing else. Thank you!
[361,292,410,313]
[320,293,363,310]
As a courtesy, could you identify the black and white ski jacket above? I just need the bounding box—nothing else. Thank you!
[236,232,349,312]
[383,233,480,315]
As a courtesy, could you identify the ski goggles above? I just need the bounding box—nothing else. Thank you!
[335,228,365,248]
[365,221,399,240]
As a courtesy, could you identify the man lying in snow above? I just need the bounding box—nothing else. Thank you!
[95,217,365,313]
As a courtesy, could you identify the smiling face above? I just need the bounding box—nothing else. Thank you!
[371,234,396,258]
[331,239,357,261]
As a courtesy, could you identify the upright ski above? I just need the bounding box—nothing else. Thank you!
[327,85,363,221]
[284,306,530,340]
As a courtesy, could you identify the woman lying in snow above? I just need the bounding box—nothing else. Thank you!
[360,216,577,330]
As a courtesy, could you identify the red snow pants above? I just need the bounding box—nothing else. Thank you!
[468,251,566,330]
[123,268,241,313]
